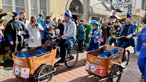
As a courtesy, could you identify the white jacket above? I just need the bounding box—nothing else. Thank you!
[27,23,44,48]
[64,20,76,39]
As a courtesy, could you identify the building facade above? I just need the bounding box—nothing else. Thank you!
[0,0,89,22]
[89,0,112,22]
[120,0,146,24]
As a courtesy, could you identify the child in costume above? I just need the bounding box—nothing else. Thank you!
[86,20,102,51]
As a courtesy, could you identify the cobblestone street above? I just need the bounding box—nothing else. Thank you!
[0,47,144,82]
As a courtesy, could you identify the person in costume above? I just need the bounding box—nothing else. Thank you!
[57,10,76,63]
[116,13,137,49]
[86,20,102,51]
[5,12,29,54]
[0,9,12,63]
[136,14,146,82]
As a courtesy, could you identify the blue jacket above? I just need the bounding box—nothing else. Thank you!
[42,22,50,40]
[77,24,85,40]
[90,28,102,43]
[136,27,146,52]
[136,27,146,82]
[119,23,137,46]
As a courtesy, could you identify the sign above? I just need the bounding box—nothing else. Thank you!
[90,64,97,72]
[21,68,30,78]
[97,66,106,75]
[14,66,21,75]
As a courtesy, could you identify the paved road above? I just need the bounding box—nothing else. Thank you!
[0,47,144,82]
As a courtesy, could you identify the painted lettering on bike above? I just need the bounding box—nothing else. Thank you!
[14,59,23,66]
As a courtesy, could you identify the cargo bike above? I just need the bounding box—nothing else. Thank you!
[85,45,130,82]
[12,45,78,82]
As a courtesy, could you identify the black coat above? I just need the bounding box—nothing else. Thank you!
[57,23,64,35]
[4,20,29,51]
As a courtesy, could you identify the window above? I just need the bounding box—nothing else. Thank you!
[31,0,38,17]
[141,0,145,10]
[40,0,47,17]
[15,0,25,13]
[30,0,47,17]
[2,0,12,12]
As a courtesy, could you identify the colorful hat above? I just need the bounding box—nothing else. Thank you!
[92,20,100,26]
[64,10,72,18]
[12,12,19,17]
[127,13,132,19]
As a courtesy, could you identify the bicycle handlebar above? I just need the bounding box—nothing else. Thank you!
[111,34,127,39]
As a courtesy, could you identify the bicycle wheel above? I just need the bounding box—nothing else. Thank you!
[64,49,78,68]
[122,50,130,67]
[35,64,54,82]
[109,64,123,82]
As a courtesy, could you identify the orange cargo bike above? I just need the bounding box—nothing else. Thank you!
[12,46,78,82]
[85,45,130,82]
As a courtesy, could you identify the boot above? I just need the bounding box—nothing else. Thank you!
[0,55,4,63]
[4,53,12,61]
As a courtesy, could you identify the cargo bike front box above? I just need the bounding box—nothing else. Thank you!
[12,47,57,82]
[86,45,125,82]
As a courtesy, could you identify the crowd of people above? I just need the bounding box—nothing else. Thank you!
[0,8,141,63]
[1,8,146,81]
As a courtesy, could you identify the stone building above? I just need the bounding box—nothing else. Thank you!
[0,0,89,22]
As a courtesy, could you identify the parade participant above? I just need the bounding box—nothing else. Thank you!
[27,16,44,50]
[19,12,29,29]
[77,20,85,52]
[58,10,76,63]
[0,9,11,63]
[116,13,137,48]
[136,14,146,81]
[107,20,121,45]
[5,12,29,53]
[57,19,64,36]
[86,20,102,51]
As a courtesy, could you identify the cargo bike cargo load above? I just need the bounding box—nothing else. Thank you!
[12,44,78,82]
[85,45,130,82]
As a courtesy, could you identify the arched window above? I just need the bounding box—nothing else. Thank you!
[69,0,83,14]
